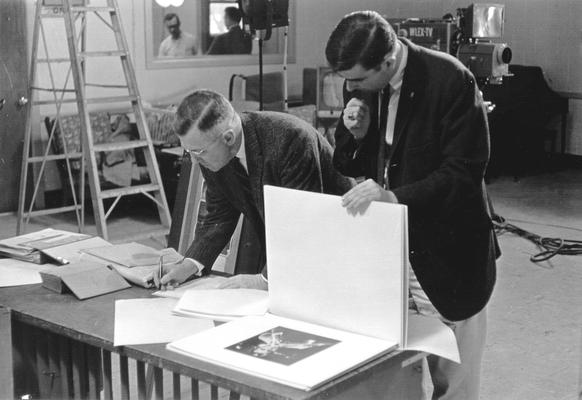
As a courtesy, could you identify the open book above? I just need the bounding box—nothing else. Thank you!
[168,186,420,390]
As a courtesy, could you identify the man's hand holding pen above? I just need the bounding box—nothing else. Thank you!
[153,257,202,290]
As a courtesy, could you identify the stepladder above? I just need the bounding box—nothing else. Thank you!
[17,0,172,242]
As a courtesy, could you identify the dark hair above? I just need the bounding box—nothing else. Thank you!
[175,90,231,137]
[163,13,180,25]
[224,7,242,24]
[325,11,395,72]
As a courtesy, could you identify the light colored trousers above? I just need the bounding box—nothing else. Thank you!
[421,307,488,400]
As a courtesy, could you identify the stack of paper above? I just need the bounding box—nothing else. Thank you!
[153,275,228,299]
[0,229,91,264]
[173,289,269,321]
[114,298,214,346]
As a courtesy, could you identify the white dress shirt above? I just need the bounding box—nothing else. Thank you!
[384,40,408,146]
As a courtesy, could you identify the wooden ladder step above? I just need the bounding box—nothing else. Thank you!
[37,58,71,63]
[71,6,115,12]
[31,87,75,93]
[33,98,77,106]
[86,95,137,104]
[38,14,66,19]
[33,95,137,106]
[27,153,83,163]
[79,50,126,58]
[93,140,149,152]
[100,184,162,199]
[25,205,83,218]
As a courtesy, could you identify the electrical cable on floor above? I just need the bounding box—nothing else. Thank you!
[492,214,582,262]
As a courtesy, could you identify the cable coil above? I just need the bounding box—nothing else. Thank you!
[493,215,582,262]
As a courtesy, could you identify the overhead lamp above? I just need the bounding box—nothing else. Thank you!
[154,0,184,7]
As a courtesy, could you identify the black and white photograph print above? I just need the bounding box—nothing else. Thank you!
[226,326,340,366]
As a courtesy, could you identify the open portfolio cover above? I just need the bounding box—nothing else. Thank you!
[168,186,456,391]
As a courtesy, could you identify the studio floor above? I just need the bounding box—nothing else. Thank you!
[1,167,581,400]
[482,168,582,400]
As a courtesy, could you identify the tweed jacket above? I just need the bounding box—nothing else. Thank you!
[185,111,354,276]
[334,38,499,321]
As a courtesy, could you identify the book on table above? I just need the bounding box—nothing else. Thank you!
[82,244,184,288]
[0,228,109,264]
[39,261,130,299]
[167,185,411,391]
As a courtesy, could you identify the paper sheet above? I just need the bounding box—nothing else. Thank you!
[264,186,408,343]
[173,289,269,321]
[405,313,460,363]
[84,243,182,268]
[0,258,45,287]
[114,298,214,346]
[153,275,228,299]
[41,236,112,264]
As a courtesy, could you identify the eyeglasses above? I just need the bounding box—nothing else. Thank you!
[184,136,220,159]
[182,114,236,160]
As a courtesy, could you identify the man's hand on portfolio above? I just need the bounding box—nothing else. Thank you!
[342,98,370,140]
[342,179,398,213]
[218,274,268,290]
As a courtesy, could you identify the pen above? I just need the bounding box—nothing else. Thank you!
[55,256,70,265]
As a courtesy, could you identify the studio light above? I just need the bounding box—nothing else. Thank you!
[154,0,184,7]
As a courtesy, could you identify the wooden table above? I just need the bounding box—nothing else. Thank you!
[0,284,424,400]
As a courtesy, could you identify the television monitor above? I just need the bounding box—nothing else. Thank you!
[316,66,344,118]
[463,3,505,39]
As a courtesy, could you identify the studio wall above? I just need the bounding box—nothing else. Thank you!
[24,0,582,154]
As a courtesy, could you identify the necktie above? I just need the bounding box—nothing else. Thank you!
[376,90,391,188]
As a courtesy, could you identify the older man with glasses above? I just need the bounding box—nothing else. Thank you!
[158,89,354,290]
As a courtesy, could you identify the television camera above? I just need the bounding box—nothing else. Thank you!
[391,3,512,85]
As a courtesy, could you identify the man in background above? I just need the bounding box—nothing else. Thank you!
[326,10,499,400]
[158,89,353,290]
[158,13,197,57]
[207,7,252,55]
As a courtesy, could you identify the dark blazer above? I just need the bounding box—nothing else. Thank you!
[334,39,499,322]
[185,111,354,276]
[207,26,252,55]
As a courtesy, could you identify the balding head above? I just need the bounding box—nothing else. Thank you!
[174,89,242,172]
[175,89,234,138]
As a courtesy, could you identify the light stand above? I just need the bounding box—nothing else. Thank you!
[238,0,290,111]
